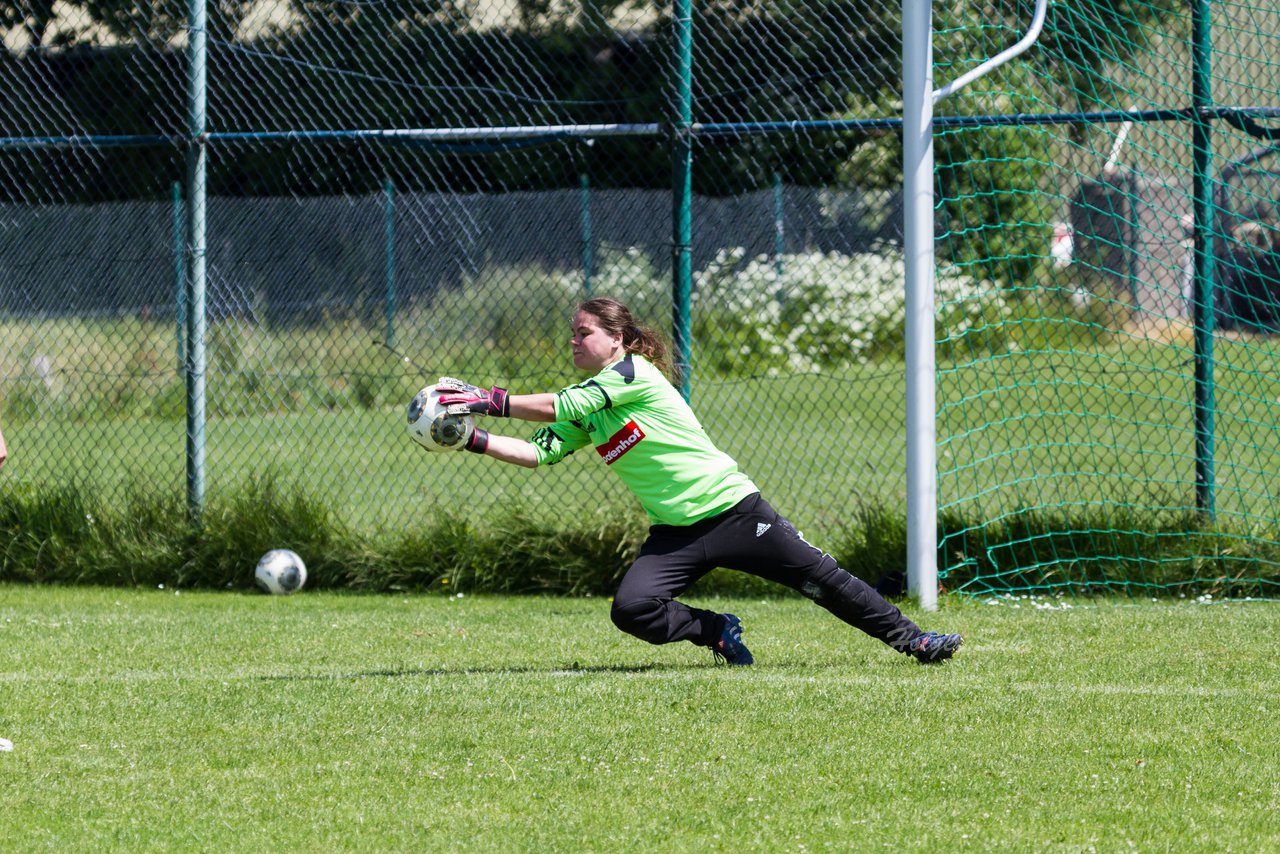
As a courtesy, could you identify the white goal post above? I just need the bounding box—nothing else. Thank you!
[901,0,1048,610]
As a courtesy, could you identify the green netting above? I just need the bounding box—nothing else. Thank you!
[933,1,1280,595]
[2,1,1279,595]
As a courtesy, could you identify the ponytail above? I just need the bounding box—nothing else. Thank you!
[576,297,677,382]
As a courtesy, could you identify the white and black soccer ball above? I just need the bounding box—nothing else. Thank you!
[407,385,475,452]
[255,548,307,595]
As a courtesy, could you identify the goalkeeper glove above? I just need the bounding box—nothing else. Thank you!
[436,377,510,417]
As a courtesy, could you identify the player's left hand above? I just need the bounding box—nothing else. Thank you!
[436,377,510,417]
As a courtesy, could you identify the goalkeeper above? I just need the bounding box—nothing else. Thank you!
[436,296,962,665]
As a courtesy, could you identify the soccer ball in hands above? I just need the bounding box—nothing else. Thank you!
[407,385,475,452]
[255,548,307,595]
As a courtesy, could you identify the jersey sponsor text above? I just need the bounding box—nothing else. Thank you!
[598,420,645,465]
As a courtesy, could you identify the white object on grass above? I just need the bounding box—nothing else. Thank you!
[255,549,307,595]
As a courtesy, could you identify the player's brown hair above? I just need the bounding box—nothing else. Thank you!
[575,296,677,382]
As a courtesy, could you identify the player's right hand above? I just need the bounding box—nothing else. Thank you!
[436,377,510,417]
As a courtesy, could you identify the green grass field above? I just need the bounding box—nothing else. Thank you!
[3,586,1278,851]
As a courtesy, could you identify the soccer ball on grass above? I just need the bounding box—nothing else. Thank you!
[255,548,307,595]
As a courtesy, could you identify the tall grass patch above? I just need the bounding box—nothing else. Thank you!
[4,477,1280,598]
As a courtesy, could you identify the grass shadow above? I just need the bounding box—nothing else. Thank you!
[257,662,700,681]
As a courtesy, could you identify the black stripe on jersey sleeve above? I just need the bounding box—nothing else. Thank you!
[532,426,563,454]
[580,379,612,409]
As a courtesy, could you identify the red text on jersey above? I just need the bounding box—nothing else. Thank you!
[598,420,645,465]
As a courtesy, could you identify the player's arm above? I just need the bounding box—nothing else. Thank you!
[465,418,588,468]
[437,372,640,425]
[435,379,557,422]
[508,394,557,422]
[0,425,7,471]
[467,432,539,468]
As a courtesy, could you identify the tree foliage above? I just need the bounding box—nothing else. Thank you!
[1,0,61,49]
[0,0,1187,289]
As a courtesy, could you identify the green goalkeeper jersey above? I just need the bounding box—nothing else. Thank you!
[529,354,758,526]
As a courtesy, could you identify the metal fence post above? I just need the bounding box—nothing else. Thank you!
[1192,0,1216,520]
[773,171,785,293]
[671,0,694,402]
[384,179,396,348]
[184,0,208,519]
[581,173,593,297]
[173,181,185,374]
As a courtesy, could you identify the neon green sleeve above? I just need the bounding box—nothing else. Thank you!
[529,420,592,466]
[535,354,758,525]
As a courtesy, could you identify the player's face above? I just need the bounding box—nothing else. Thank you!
[571,310,624,373]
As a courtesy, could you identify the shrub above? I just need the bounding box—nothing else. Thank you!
[0,246,1015,424]
[692,244,1013,373]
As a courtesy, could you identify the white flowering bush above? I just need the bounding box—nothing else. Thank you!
[492,243,1014,378]
[692,244,1013,374]
[560,245,672,322]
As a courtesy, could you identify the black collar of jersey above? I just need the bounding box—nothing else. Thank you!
[611,353,637,384]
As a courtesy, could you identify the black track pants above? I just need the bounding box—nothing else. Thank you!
[610,493,922,652]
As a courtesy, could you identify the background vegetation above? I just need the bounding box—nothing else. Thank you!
[3,243,1278,595]
[2,432,1278,597]
[6,3,1279,598]
[2,1,1185,290]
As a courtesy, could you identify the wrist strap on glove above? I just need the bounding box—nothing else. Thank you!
[487,387,510,418]
[465,428,490,454]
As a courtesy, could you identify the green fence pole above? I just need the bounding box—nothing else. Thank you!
[384,179,396,348]
[1191,0,1216,519]
[581,173,593,297]
[184,0,208,519]
[671,0,693,402]
[773,171,785,281]
[173,181,185,373]
[1125,170,1141,311]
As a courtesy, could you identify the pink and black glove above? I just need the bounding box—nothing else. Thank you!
[435,377,510,417]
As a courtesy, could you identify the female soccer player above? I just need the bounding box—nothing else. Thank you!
[436,296,962,665]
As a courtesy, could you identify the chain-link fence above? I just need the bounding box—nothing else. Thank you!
[4,1,1280,591]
